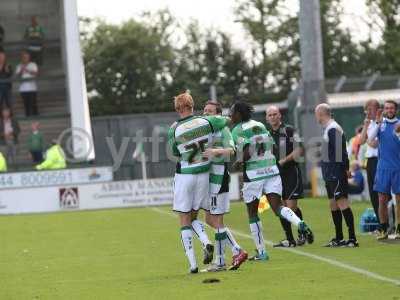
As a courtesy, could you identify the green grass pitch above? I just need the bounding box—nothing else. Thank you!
[0,198,399,300]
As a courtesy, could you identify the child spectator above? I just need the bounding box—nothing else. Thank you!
[0,108,20,167]
[27,121,44,163]
[0,51,13,109]
[15,51,39,116]
[348,161,365,195]
[24,16,44,65]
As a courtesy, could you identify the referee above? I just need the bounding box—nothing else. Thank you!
[266,106,306,247]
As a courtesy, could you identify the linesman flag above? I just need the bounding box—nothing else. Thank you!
[258,195,270,213]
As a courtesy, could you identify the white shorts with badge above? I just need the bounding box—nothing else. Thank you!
[173,172,209,213]
[242,175,282,204]
[201,192,230,215]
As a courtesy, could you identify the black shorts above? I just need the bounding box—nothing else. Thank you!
[325,178,348,200]
[280,165,304,200]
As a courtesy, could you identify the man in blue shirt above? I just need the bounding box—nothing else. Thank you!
[368,100,400,240]
[315,104,358,247]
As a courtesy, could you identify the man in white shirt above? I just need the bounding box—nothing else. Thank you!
[15,51,39,116]
[360,99,380,224]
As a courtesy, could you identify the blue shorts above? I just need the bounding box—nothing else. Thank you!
[373,169,400,194]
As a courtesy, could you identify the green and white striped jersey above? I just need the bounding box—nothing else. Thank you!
[168,115,228,174]
[209,126,234,194]
[232,119,279,182]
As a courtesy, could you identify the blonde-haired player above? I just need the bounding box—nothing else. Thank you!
[168,92,228,273]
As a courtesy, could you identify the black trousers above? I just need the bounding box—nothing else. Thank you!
[366,157,379,222]
[20,91,38,116]
[0,86,11,108]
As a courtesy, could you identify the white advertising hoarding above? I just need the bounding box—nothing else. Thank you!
[0,186,59,214]
[0,174,242,215]
[0,167,113,190]
[78,178,174,210]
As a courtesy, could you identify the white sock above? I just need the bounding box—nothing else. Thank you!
[191,219,211,248]
[226,227,241,256]
[249,217,265,254]
[280,206,302,227]
[214,227,227,266]
[181,227,197,270]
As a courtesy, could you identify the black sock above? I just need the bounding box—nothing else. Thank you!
[380,223,388,232]
[331,210,343,240]
[342,208,356,240]
[294,207,303,220]
[279,217,294,241]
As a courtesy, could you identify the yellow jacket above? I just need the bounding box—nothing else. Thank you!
[36,144,66,170]
[0,152,7,172]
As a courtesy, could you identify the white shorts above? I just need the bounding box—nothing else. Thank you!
[201,192,230,215]
[173,172,209,213]
[242,175,282,204]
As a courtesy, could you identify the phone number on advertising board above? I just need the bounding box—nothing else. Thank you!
[0,171,74,189]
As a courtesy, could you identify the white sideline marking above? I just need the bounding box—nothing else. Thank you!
[150,207,400,287]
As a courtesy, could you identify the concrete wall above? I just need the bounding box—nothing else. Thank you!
[91,111,180,180]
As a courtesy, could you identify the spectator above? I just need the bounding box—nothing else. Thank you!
[24,16,44,65]
[36,140,66,170]
[0,51,12,109]
[0,151,7,172]
[27,121,44,163]
[0,108,20,167]
[349,126,363,161]
[348,161,365,195]
[360,99,380,224]
[15,51,39,116]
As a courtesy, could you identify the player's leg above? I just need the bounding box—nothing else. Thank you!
[286,199,306,246]
[242,180,268,260]
[173,174,198,273]
[275,172,296,247]
[204,210,227,272]
[192,172,214,264]
[179,212,198,273]
[191,208,213,264]
[275,171,294,246]
[215,192,248,270]
[275,198,297,247]
[246,199,269,261]
[265,175,314,244]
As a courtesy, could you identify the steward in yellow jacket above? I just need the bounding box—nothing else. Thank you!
[36,143,66,170]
